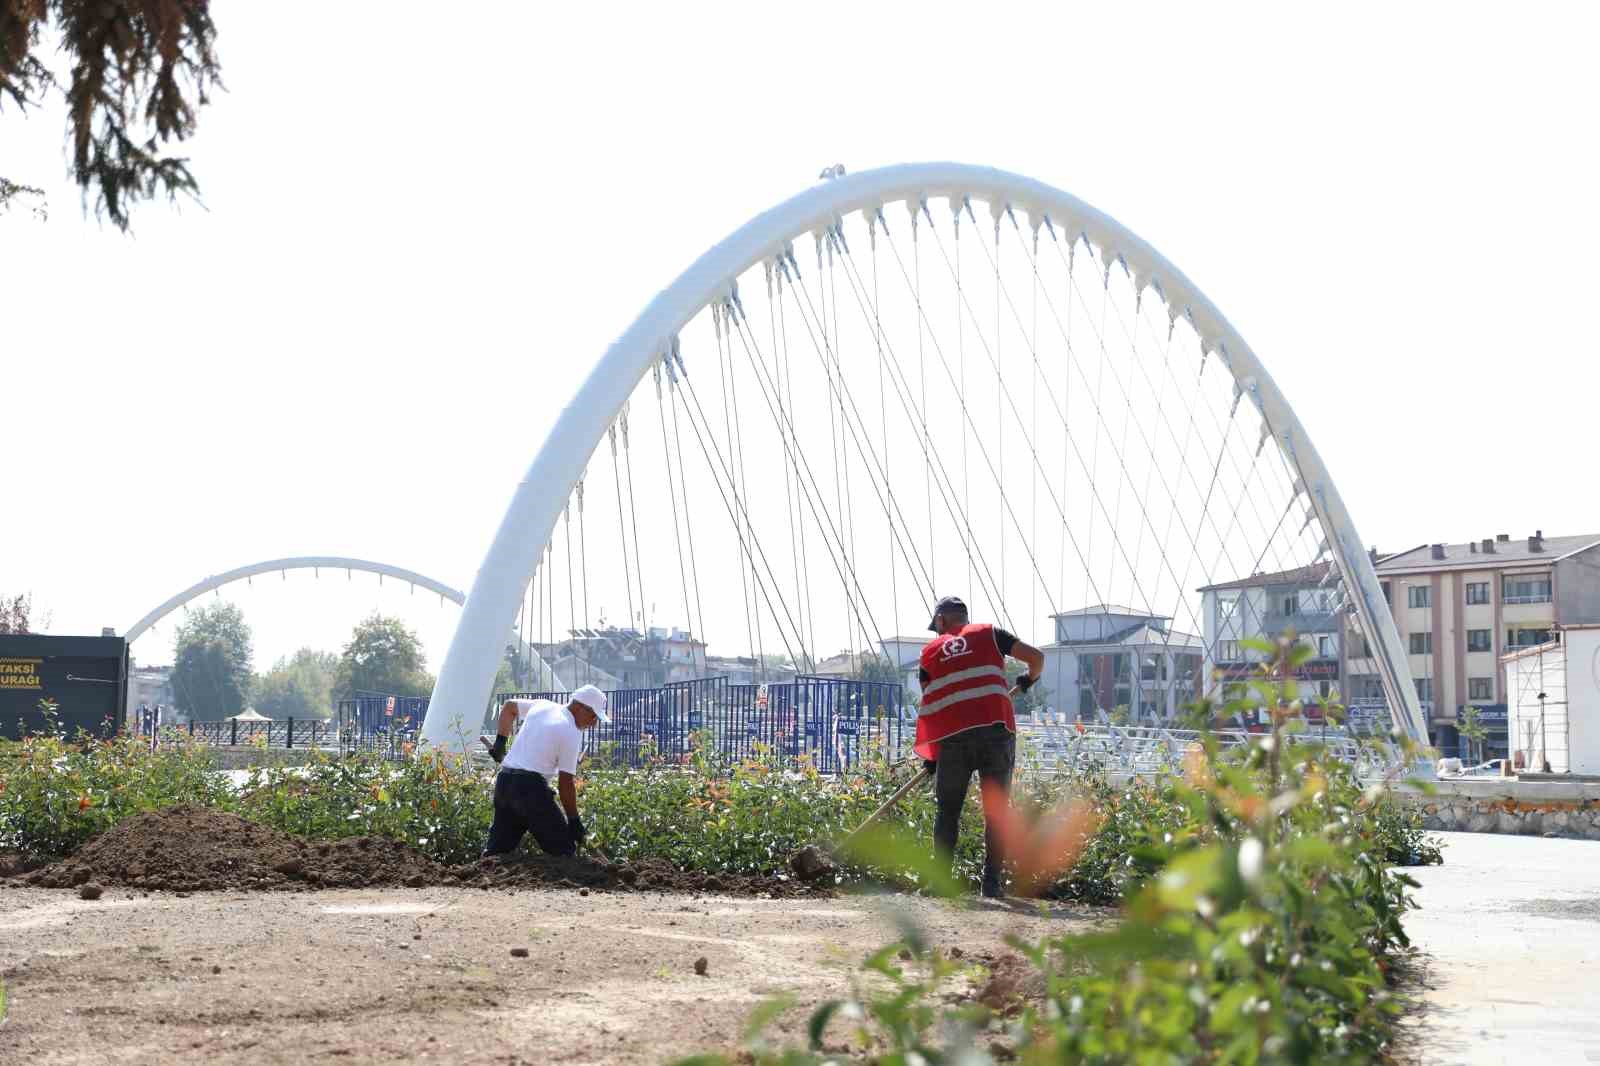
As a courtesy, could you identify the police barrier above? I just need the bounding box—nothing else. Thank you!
[494,675,909,774]
[159,677,911,773]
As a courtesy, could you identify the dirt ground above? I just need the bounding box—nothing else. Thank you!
[0,883,1100,1065]
[16,806,829,897]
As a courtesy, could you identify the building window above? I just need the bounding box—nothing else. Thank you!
[1502,576,1552,605]
[1407,585,1431,609]
[1409,632,1432,655]
[1465,582,1490,606]
[1350,675,1384,701]
[1468,677,1494,701]
[1078,688,1096,716]
[1506,627,1552,649]
[1315,633,1335,658]
[1218,639,1242,662]
[1216,591,1241,629]
[1415,678,1433,703]
[1317,680,1333,699]
[1351,633,1372,658]
[1307,589,1337,614]
[1381,581,1392,606]
[1280,592,1299,616]
[1467,629,1492,653]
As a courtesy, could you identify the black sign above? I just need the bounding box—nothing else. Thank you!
[0,634,128,741]
[1457,703,1508,727]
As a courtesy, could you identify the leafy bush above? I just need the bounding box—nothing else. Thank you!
[0,731,232,859]
[0,730,494,867]
[231,748,493,866]
[679,636,1433,1065]
[1371,792,1445,867]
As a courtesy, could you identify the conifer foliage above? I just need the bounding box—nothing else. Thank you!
[1,1,221,228]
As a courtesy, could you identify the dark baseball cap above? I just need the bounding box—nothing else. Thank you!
[927,595,967,632]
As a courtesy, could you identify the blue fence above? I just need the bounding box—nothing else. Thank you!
[180,677,912,772]
[495,675,911,774]
[340,692,429,737]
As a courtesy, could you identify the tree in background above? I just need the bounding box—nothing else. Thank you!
[1458,706,1488,764]
[1,1,222,229]
[761,652,800,676]
[253,648,338,720]
[334,614,433,700]
[0,592,36,633]
[170,602,252,720]
[853,652,904,688]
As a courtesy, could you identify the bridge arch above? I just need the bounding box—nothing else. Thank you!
[125,557,557,702]
[422,162,1426,750]
[124,557,467,644]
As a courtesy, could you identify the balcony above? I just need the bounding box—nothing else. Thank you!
[1261,610,1338,637]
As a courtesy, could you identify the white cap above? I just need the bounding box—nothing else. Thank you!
[569,684,610,723]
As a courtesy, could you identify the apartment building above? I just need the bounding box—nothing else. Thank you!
[1199,563,1350,714]
[532,625,707,689]
[1355,531,1600,752]
[1040,605,1205,724]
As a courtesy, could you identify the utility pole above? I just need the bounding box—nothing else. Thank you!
[1537,690,1550,773]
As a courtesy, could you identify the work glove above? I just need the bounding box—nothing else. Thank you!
[923,759,937,776]
[568,814,588,849]
[488,735,508,764]
[1016,674,1038,693]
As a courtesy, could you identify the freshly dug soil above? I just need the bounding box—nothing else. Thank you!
[23,806,446,892]
[0,850,41,877]
[15,805,829,898]
[461,852,829,898]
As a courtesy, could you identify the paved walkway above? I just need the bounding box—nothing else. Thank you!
[1406,831,1600,1065]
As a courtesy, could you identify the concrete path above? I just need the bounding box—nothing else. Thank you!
[1406,831,1600,1065]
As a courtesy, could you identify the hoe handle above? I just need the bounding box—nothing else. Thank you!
[836,767,933,851]
[836,683,1021,850]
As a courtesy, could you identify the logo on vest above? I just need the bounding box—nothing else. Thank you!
[938,636,970,661]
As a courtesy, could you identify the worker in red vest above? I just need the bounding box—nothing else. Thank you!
[916,596,1044,898]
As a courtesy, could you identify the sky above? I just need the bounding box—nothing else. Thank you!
[4,2,1597,675]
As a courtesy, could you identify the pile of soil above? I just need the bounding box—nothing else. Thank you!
[0,851,40,878]
[14,805,829,898]
[21,806,447,892]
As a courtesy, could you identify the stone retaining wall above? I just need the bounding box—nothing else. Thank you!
[1397,779,1600,840]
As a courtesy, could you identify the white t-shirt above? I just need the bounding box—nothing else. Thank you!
[502,698,582,779]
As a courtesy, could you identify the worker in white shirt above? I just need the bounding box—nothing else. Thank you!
[482,683,610,857]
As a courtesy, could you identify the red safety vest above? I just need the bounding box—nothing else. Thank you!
[915,623,1015,761]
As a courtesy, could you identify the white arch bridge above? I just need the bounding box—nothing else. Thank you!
[123,556,558,690]
[419,162,1426,753]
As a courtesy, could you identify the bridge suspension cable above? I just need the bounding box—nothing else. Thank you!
[423,164,1426,752]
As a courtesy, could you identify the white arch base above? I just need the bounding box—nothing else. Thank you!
[422,163,1426,752]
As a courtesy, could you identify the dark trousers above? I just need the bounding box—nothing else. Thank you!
[483,769,575,857]
[933,723,1016,895]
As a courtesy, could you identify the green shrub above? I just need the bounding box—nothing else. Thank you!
[1371,793,1445,867]
[678,637,1432,1065]
[232,747,493,865]
[0,730,233,860]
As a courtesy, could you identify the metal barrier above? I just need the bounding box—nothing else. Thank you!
[160,683,1401,781]
[181,717,340,750]
[493,675,908,774]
